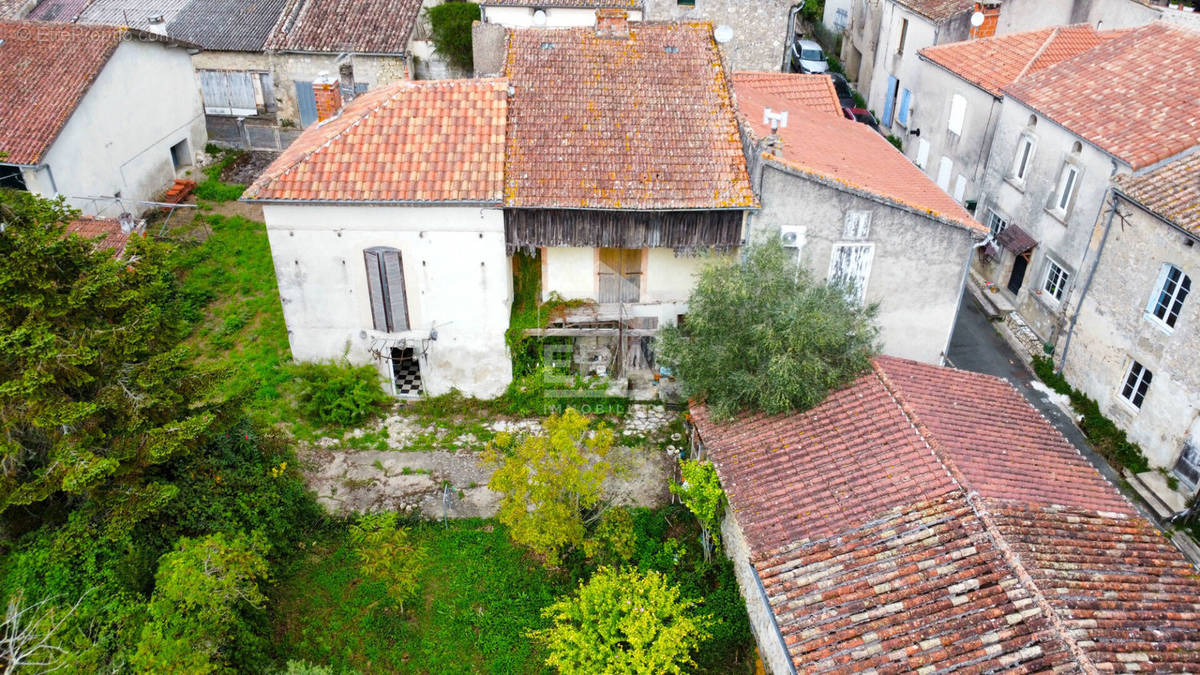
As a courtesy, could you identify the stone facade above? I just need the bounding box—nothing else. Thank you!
[721,507,793,675]
[642,0,795,71]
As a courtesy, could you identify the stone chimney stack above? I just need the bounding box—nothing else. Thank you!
[313,73,343,123]
[595,9,629,39]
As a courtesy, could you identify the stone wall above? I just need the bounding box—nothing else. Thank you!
[642,0,795,71]
[721,508,793,674]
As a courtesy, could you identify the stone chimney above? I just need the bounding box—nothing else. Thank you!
[595,9,629,39]
[313,73,343,123]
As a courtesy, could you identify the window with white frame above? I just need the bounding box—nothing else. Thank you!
[936,156,952,191]
[834,8,848,30]
[1146,263,1191,329]
[1042,258,1069,301]
[915,138,930,169]
[1120,360,1153,409]
[828,243,874,305]
[1011,134,1035,182]
[986,210,1008,236]
[1052,162,1079,214]
[947,94,967,136]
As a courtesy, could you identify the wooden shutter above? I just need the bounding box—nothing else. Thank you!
[598,249,641,303]
[381,249,410,332]
[828,243,874,305]
[364,249,388,331]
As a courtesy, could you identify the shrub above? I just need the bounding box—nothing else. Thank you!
[194,150,247,202]
[427,1,480,72]
[886,134,903,151]
[290,361,389,428]
[347,513,428,613]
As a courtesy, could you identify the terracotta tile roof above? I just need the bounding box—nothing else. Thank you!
[735,77,984,234]
[0,21,124,165]
[1003,22,1200,170]
[265,0,422,53]
[484,0,641,7]
[64,218,131,255]
[1115,151,1200,233]
[695,356,1200,671]
[731,71,841,118]
[244,79,507,203]
[920,24,1114,97]
[25,0,87,21]
[996,223,1037,253]
[893,0,972,23]
[168,0,290,51]
[503,22,756,210]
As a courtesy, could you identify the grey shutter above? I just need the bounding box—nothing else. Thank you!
[259,72,277,112]
[199,70,232,115]
[364,249,388,331]
[227,72,257,115]
[381,250,410,332]
[295,81,317,127]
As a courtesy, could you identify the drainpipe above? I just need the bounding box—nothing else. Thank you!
[943,232,994,364]
[1057,188,1118,375]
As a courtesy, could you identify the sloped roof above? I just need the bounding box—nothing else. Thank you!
[244,79,507,203]
[920,24,1116,97]
[731,71,842,118]
[1115,150,1200,234]
[25,0,87,21]
[735,76,984,234]
[72,0,191,30]
[64,218,131,255]
[484,0,641,7]
[694,357,1200,671]
[265,0,422,54]
[1003,22,1200,170]
[503,22,756,210]
[169,0,289,51]
[892,0,972,23]
[0,21,125,165]
[0,0,33,18]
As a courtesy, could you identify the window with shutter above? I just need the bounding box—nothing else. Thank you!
[947,94,966,136]
[598,248,642,303]
[828,243,874,305]
[363,247,410,333]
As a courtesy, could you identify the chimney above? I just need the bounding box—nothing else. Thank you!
[595,9,629,39]
[313,73,343,123]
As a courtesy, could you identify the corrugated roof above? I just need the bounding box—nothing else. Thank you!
[502,22,756,210]
[244,78,508,203]
[735,75,983,234]
[168,0,289,51]
[1115,151,1200,233]
[695,356,1200,671]
[1003,22,1200,170]
[75,0,192,32]
[265,0,422,54]
[0,21,125,165]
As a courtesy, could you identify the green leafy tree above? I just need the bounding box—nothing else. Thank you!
[669,461,725,562]
[347,513,428,613]
[130,532,270,673]
[426,1,480,72]
[531,567,712,675]
[659,238,879,420]
[0,189,230,537]
[484,408,623,565]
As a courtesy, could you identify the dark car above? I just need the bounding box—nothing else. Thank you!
[842,107,883,135]
[829,72,856,109]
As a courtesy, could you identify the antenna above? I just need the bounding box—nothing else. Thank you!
[763,107,788,133]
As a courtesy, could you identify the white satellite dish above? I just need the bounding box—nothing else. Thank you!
[970,11,985,27]
[532,9,547,26]
[714,24,734,44]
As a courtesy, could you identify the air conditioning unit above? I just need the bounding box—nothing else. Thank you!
[780,225,806,248]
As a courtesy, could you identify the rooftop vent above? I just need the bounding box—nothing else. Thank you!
[540,41,555,49]
[663,45,678,53]
[148,12,164,23]
[595,8,629,39]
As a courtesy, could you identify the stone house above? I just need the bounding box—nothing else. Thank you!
[243,79,513,399]
[909,24,1114,208]
[973,23,1200,344]
[1055,152,1200,514]
[0,21,206,217]
[733,71,986,364]
[692,355,1200,673]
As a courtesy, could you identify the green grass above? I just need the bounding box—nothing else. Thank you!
[271,520,566,674]
[195,149,247,202]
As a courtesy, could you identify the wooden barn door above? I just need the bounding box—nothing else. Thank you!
[598,249,642,303]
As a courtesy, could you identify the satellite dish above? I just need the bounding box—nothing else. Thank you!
[532,9,547,25]
[970,11,985,27]
[714,24,734,43]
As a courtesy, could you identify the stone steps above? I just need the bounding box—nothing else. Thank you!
[1124,468,1182,520]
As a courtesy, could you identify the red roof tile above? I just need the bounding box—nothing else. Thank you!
[735,77,984,234]
[64,218,132,255]
[503,22,756,210]
[0,21,124,165]
[265,0,422,53]
[1003,22,1200,170]
[1115,150,1200,233]
[920,24,1115,97]
[244,79,508,203]
[695,357,1200,671]
[731,71,842,118]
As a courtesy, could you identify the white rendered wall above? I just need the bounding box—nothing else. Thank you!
[480,5,643,27]
[261,203,513,398]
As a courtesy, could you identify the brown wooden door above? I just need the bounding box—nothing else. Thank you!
[598,248,642,303]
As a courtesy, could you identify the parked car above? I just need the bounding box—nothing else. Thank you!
[789,39,828,74]
[829,72,856,109]
[843,106,883,135]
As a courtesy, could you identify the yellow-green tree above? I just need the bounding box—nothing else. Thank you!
[348,512,428,613]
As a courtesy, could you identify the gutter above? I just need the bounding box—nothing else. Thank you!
[240,198,504,207]
[750,563,799,675]
[1057,188,1118,374]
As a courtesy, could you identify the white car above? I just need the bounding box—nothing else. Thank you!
[789,39,828,74]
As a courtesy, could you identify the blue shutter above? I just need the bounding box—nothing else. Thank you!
[883,75,897,127]
[294,81,317,128]
[897,88,911,126]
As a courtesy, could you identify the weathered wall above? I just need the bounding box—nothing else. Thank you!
[1058,198,1200,472]
[841,0,883,94]
[260,203,513,398]
[35,39,205,217]
[271,53,410,126]
[542,245,712,305]
[866,4,941,129]
[480,5,643,27]
[975,97,1130,341]
[751,163,976,364]
[721,507,793,675]
[642,0,794,71]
